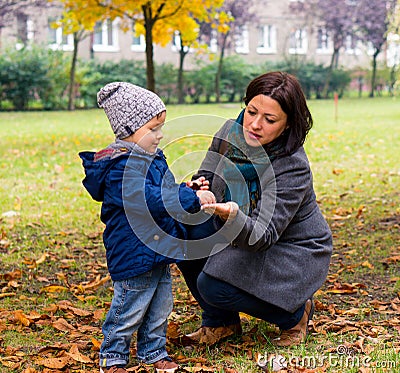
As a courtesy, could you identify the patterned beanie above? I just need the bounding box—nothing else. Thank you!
[97,82,166,139]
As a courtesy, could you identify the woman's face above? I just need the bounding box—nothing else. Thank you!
[243,94,288,147]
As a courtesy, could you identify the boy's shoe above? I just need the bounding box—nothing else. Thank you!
[99,366,127,373]
[272,298,315,347]
[153,356,179,373]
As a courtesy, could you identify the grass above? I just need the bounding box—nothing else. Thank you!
[0,97,399,372]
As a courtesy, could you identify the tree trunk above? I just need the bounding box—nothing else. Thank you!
[215,31,229,103]
[322,48,339,98]
[143,5,155,92]
[68,33,79,111]
[369,50,379,98]
[89,32,94,60]
[145,30,155,92]
[177,43,188,104]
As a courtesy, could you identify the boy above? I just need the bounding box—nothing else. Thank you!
[79,82,215,373]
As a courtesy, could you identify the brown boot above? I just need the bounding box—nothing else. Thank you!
[153,357,179,373]
[185,323,242,345]
[273,299,314,347]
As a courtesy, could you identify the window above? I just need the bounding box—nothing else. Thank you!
[289,28,308,54]
[93,19,119,52]
[345,34,361,55]
[47,17,74,51]
[131,21,145,52]
[387,32,400,68]
[235,25,249,54]
[198,30,218,53]
[316,28,331,54]
[16,13,34,47]
[131,33,145,52]
[257,25,277,54]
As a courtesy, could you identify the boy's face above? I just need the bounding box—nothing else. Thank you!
[128,111,166,153]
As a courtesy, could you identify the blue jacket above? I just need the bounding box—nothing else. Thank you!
[79,146,201,281]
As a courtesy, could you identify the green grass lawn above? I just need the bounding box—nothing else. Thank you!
[0,97,399,372]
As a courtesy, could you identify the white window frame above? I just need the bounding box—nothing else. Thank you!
[170,31,193,53]
[16,15,35,49]
[288,28,308,54]
[257,25,277,54]
[48,19,74,52]
[387,32,400,68]
[93,18,119,52]
[316,27,332,54]
[235,25,249,54]
[131,20,146,52]
[345,34,361,55]
[131,33,146,52]
[209,29,218,53]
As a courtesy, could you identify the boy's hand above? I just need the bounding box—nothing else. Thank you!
[196,190,216,205]
[187,176,210,190]
[201,201,239,221]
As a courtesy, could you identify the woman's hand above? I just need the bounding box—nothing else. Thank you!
[201,201,239,221]
[196,190,216,205]
[187,176,210,190]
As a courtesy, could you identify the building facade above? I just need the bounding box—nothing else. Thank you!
[0,0,396,71]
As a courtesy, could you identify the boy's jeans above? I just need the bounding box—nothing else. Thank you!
[99,265,173,368]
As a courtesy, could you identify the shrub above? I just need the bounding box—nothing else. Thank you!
[78,59,146,108]
[0,45,70,110]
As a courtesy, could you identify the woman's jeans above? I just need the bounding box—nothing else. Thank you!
[178,218,305,331]
[99,265,172,368]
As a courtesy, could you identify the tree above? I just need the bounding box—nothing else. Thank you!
[50,0,101,110]
[169,1,226,104]
[200,0,257,102]
[77,0,223,93]
[355,0,397,97]
[290,0,357,98]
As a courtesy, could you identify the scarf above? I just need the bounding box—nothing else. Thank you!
[223,109,286,215]
[109,139,158,158]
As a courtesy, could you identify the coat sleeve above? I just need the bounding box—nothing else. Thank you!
[222,149,312,252]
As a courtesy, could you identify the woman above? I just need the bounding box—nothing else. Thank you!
[179,71,332,347]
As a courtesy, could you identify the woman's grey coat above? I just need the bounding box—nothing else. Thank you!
[194,120,333,313]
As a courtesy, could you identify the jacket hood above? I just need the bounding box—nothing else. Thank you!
[79,146,164,202]
[79,151,120,202]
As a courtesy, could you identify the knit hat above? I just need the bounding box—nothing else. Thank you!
[97,82,166,139]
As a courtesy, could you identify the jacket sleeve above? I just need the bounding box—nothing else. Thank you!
[222,149,312,252]
[122,160,201,220]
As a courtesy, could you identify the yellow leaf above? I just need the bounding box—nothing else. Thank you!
[0,292,16,299]
[362,260,374,269]
[91,337,102,350]
[35,253,48,265]
[40,285,69,293]
[14,310,31,326]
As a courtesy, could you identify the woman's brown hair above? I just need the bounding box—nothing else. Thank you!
[243,71,313,155]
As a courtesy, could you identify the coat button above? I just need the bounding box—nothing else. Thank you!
[153,234,160,241]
